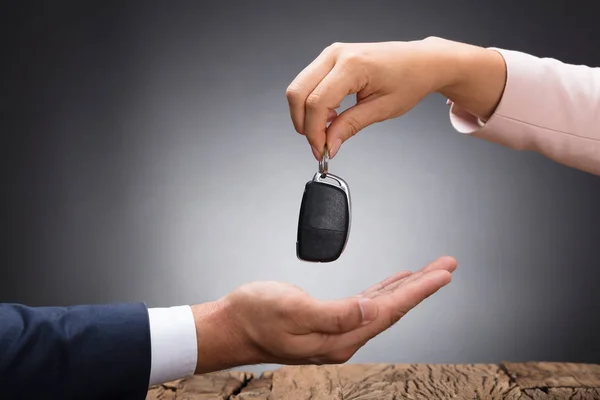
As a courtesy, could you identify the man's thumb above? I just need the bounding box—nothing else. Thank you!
[307,297,378,334]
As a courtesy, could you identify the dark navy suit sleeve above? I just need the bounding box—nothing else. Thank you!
[0,302,152,399]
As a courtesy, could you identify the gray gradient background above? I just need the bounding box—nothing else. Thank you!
[2,1,600,373]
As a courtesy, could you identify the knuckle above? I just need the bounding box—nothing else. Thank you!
[345,115,362,137]
[340,51,366,66]
[306,93,322,110]
[422,35,441,44]
[285,83,301,101]
[285,84,306,134]
[327,41,345,53]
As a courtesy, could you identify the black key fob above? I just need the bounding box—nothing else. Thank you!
[296,150,351,262]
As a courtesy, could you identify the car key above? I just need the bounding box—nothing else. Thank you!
[296,149,351,262]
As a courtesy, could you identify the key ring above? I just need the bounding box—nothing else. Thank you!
[319,148,329,177]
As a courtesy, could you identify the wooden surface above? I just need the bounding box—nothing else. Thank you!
[147,362,600,399]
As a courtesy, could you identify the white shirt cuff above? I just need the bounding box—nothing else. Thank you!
[147,305,198,386]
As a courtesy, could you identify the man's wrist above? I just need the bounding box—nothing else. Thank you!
[191,299,261,374]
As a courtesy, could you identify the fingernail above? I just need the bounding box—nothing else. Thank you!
[311,145,321,160]
[358,298,377,325]
[330,138,343,158]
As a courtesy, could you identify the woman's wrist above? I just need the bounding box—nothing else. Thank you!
[421,37,507,120]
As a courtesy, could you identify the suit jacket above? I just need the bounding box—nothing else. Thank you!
[0,303,151,399]
[449,48,600,177]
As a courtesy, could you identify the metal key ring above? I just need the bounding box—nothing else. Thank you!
[319,148,329,177]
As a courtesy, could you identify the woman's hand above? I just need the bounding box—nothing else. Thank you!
[286,37,506,160]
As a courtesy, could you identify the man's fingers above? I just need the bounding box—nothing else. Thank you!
[286,47,336,136]
[333,269,453,349]
[326,98,388,158]
[380,256,457,295]
[384,269,453,324]
[421,256,458,274]
[358,271,413,298]
[360,256,456,299]
[302,297,379,334]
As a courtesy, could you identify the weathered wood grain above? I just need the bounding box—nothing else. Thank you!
[146,363,600,399]
[146,371,252,400]
[502,361,600,389]
[520,388,600,400]
[146,381,177,400]
[271,363,518,399]
[231,371,273,400]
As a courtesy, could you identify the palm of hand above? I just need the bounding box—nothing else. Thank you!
[224,256,456,366]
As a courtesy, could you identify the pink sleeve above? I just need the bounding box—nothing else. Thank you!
[448,48,600,176]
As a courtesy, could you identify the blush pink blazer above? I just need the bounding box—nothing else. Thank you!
[448,48,600,177]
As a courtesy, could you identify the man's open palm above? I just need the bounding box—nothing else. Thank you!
[215,256,456,367]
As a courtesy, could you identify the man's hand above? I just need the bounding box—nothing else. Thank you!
[191,256,457,374]
[286,37,506,160]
